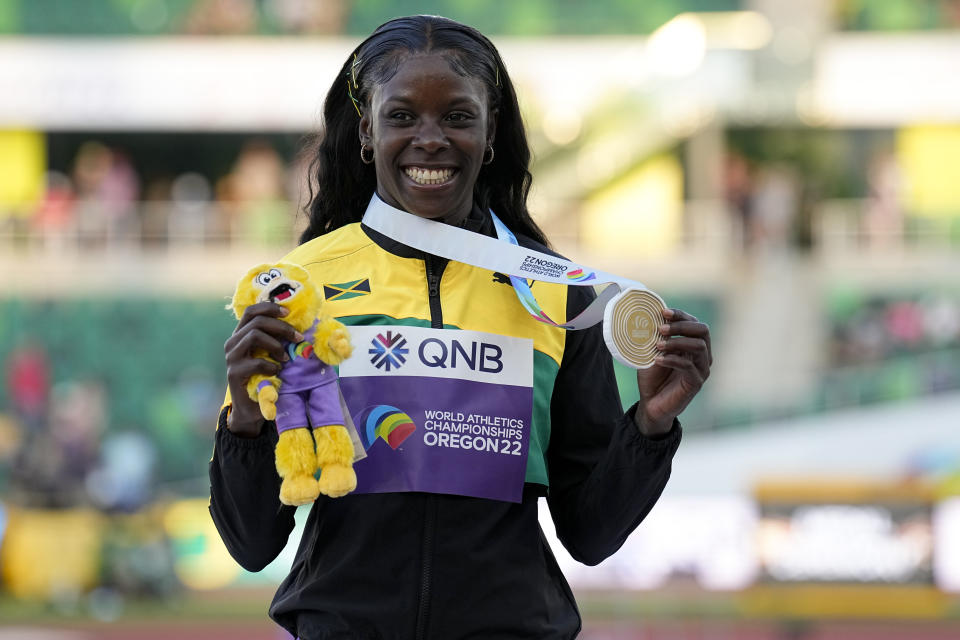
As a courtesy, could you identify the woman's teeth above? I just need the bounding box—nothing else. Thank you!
[405,167,455,185]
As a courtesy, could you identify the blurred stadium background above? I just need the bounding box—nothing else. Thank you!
[2,0,960,638]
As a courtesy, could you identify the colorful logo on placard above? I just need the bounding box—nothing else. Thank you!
[355,405,417,450]
[565,268,596,282]
[368,331,408,371]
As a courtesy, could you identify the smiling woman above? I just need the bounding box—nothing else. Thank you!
[210,14,713,640]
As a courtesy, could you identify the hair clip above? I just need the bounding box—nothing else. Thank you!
[344,53,362,117]
[495,66,500,87]
[346,79,362,118]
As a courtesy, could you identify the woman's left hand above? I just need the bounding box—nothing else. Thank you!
[634,308,712,436]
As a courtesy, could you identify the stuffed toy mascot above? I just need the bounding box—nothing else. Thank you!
[230,262,357,505]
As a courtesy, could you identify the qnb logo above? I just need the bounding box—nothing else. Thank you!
[369,331,409,371]
[418,338,503,373]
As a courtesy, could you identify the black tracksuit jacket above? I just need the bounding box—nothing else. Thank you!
[209,210,682,639]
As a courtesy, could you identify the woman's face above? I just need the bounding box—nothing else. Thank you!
[360,52,495,223]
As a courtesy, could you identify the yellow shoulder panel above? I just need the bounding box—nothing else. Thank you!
[440,260,567,367]
[282,224,431,324]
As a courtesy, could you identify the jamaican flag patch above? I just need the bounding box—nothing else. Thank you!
[324,278,371,301]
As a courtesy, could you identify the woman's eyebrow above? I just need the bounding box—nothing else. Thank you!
[381,94,482,108]
[446,96,483,108]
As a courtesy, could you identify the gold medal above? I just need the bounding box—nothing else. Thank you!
[603,288,667,369]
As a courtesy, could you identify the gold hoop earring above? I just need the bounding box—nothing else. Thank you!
[360,144,374,165]
[483,145,495,165]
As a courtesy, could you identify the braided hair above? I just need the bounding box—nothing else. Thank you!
[300,15,547,246]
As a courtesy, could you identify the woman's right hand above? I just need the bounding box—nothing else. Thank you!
[223,302,302,438]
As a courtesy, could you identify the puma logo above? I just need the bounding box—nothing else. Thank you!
[493,272,534,289]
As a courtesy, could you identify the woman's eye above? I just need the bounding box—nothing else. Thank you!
[389,111,413,121]
[447,112,472,122]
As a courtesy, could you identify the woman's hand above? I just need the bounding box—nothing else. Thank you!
[634,308,712,436]
[223,302,302,438]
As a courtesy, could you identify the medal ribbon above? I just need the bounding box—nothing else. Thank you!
[361,194,666,368]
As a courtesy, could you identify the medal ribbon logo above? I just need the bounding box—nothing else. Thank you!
[491,214,589,328]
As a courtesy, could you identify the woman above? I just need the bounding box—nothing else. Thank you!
[212,15,711,640]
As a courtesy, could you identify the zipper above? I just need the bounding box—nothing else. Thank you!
[416,254,446,639]
[424,254,446,329]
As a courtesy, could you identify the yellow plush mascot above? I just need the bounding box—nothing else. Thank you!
[230,262,357,505]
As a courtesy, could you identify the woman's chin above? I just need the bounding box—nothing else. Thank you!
[393,191,470,223]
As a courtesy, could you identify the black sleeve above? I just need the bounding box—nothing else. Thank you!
[545,285,682,566]
[208,407,298,572]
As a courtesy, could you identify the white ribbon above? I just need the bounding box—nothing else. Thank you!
[361,195,666,369]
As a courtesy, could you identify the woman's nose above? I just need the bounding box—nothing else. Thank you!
[413,118,449,152]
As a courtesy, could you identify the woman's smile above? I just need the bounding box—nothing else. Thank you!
[403,166,458,186]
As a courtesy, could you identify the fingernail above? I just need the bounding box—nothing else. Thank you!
[279,307,290,316]
[659,324,670,334]
[294,332,305,342]
[657,340,667,349]
[282,353,290,361]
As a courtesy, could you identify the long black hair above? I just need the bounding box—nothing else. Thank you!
[300,15,547,246]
